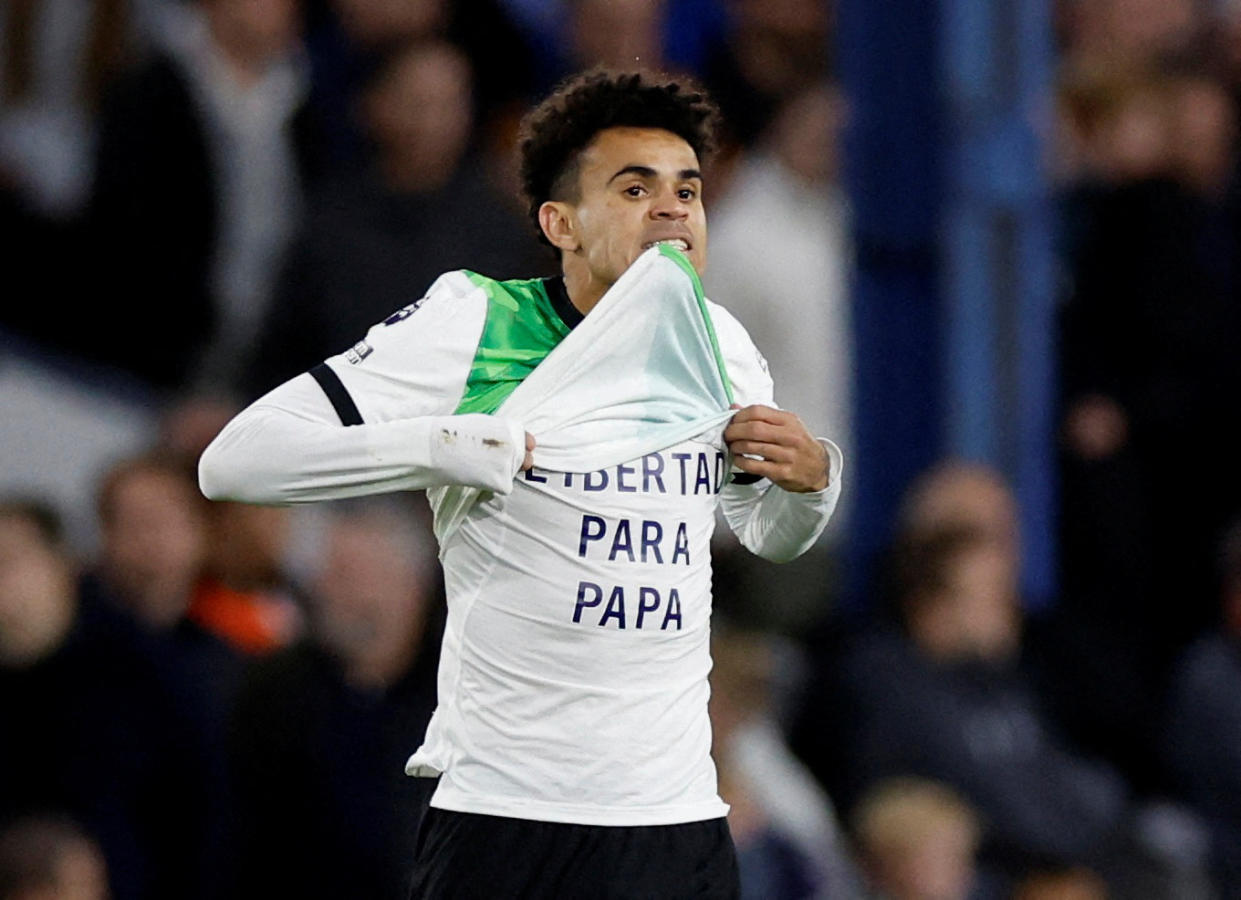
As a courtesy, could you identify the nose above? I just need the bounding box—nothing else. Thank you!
[649,188,690,220]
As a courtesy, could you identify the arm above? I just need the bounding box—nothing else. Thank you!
[198,373,527,504]
[708,301,843,562]
[199,271,530,504]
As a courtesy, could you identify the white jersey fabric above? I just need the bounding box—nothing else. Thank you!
[200,247,842,826]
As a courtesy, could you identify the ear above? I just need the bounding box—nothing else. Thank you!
[538,201,578,253]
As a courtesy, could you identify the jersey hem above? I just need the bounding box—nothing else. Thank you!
[428,787,730,827]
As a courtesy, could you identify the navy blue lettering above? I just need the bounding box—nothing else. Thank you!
[616,462,637,493]
[671,523,690,565]
[584,470,609,492]
[640,520,664,563]
[662,589,683,630]
[642,454,667,493]
[578,515,606,557]
[714,452,726,493]
[694,454,712,494]
[563,472,575,488]
[637,587,661,628]
[573,581,603,623]
[523,467,548,484]
[599,586,626,628]
[609,519,635,562]
[672,453,693,494]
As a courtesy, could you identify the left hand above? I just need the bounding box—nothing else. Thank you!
[723,404,830,493]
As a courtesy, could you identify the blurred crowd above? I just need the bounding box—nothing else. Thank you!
[2,0,1241,897]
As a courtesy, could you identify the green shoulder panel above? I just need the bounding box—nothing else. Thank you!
[454,272,571,415]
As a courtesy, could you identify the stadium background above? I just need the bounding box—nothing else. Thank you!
[2,0,1240,896]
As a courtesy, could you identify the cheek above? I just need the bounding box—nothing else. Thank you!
[693,235,708,272]
[580,217,631,267]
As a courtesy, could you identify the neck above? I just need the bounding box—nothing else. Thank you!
[561,261,610,316]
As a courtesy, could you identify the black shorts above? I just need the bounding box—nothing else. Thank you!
[407,807,740,899]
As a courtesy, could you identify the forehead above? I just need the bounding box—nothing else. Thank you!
[578,127,700,177]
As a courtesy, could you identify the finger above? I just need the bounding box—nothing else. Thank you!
[731,454,783,481]
[732,451,826,493]
[726,440,795,463]
[724,419,800,446]
[729,404,792,426]
[525,432,536,451]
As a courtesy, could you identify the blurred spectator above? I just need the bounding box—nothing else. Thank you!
[90,453,206,630]
[1163,520,1241,888]
[227,498,441,899]
[701,0,832,148]
[0,815,109,900]
[1057,59,1241,759]
[1057,0,1205,70]
[0,499,212,899]
[0,0,139,354]
[894,463,1020,567]
[567,0,668,73]
[299,0,535,175]
[81,0,312,394]
[187,498,303,655]
[1168,71,1238,197]
[849,776,981,900]
[493,0,726,99]
[893,463,1147,781]
[153,393,307,658]
[824,506,1212,895]
[0,0,140,219]
[86,451,245,734]
[710,625,861,899]
[244,38,549,395]
[84,453,241,896]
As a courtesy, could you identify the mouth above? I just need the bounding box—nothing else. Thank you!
[642,238,691,252]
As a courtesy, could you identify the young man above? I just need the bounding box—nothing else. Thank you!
[200,70,843,897]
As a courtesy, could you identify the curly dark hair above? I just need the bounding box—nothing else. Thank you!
[518,69,721,250]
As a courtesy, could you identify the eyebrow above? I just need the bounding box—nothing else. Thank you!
[607,165,703,185]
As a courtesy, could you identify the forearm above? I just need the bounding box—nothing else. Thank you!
[198,375,525,504]
[721,439,843,562]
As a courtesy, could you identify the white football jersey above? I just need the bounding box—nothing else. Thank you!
[199,250,842,826]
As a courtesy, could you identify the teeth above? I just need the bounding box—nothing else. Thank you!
[646,239,689,251]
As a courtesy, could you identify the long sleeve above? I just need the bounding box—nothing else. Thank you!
[199,269,529,504]
[720,439,843,563]
[198,373,526,503]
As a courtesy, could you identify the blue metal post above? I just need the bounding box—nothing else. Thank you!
[838,0,944,603]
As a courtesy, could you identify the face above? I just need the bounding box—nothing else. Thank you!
[312,516,428,677]
[942,543,1021,663]
[882,828,976,900]
[545,127,707,301]
[101,469,205,627]
[0,515,73,665]
[207,0,300,62]
[367,43,472,173]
